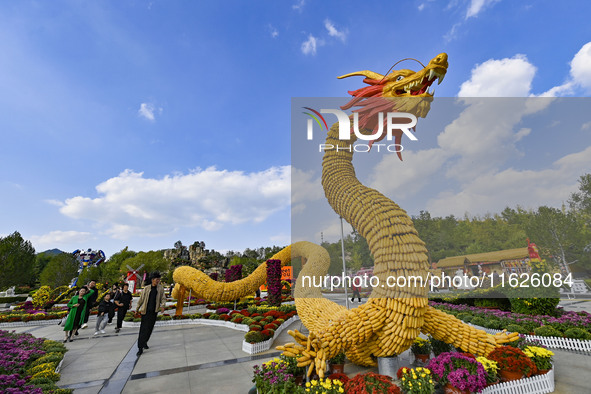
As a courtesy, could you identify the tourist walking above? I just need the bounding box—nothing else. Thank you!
[94,293,113,335]
[63,286,89,342]
[136,272,166,356]
[107,285,119,324]
[351,283,362,303]
[81,280,98,329]
[114,283,133,333]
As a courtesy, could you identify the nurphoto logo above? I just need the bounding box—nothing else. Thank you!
[303,107,418,153]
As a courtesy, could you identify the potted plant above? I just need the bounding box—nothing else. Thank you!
[476,356,499,386]
[344,372,401,394]
[280,355,306,385]
[429,336,453,356]
[398,367,435,394]
[329,351,346,374]
[252,358,299,393]
[522,346,554,374]
[427,352,487,394]
[304,378,346,393]
[487,346,536,381]
[411,337,432,363]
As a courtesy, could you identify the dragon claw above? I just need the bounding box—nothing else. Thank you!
[278,330,329,378]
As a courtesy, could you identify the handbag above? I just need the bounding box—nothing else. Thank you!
[58,316,67,326]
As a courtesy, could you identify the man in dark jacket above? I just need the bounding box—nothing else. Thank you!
[82,280,98,329]
[114,283,133,333]
[136,272,166,356]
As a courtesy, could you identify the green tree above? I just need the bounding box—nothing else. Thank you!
[121,250,169,281]
[34,252,53,281]
[0,231,36,289]
[77,266,101,287]
[40,253,78,287]
[525,206,587,273]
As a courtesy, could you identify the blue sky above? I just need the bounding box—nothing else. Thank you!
[1,0,590,257]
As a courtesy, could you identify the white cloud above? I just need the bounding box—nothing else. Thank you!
[426,145,591,217]
[138,102,162,122]
[31,230,93,249]
[324,19,347,42]
[418,3,426,11]
[581,121,591,130]
[269,24,279,38]
[315,220,353,244]
[369,148,450,198]
[458,55,537,97]
[465,0,500,19]
[59,166,291,239]
[540,41,591,96]
[301,34,319,56]
[291,168,323,210]
[570,42,591,90]
[292,0,305,12]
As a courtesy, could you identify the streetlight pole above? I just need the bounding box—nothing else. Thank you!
[340,216,349,310]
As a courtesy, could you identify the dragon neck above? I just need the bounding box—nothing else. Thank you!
[321,122,430,298]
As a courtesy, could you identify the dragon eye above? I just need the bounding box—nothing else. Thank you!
[396,75,404,81]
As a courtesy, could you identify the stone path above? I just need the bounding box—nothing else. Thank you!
[5,296,590,393]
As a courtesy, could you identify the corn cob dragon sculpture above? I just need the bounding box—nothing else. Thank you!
[172,52,517,378]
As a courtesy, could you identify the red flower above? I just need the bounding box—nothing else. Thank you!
[328,373,350,384]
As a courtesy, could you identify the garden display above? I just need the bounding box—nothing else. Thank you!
[0,330,70,393]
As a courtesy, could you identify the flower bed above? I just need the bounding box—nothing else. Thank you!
[431,301,591,340]
[469,322,591,352]
[241,315,299,354]
[0,330,70,393]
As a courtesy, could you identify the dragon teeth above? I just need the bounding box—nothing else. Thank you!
[438,73,445,85]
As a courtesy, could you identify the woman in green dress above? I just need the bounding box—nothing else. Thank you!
[63,286,89,342]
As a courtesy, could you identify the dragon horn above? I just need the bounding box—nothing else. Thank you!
[337,70,384,81]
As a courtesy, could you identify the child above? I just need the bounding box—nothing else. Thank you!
[94,293,112,335]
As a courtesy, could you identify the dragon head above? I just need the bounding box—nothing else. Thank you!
[338,53,448,158]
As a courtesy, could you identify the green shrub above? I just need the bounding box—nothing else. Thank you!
[28,377,54,386]
[429,336,453,356]
[0,296,28,303]
[124,316,134,322]
[534,325,563,337]
[471,316,486,327]
[160,315,172,321]
[30,352,63,368]
[252,316,264,322]
[521,320,540,333]
[459,314,473,323]
[474,298,511,310]
[190,313,203,319]
[41,341,67,354]
[505,324,527,334]
[244,331,264,343]
[510,297,560,316]
[483,319,503,330]
[564,327,591,340]
[208,313,220,320]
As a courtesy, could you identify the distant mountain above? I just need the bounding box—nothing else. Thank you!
[38,248,65,256]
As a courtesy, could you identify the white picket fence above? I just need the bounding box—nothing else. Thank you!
[122,318,250,331]
[471,323,591,352]
[481,365,554,394]
[242,315,300,354]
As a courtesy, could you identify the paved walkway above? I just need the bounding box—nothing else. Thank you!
[6,296,590,393]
